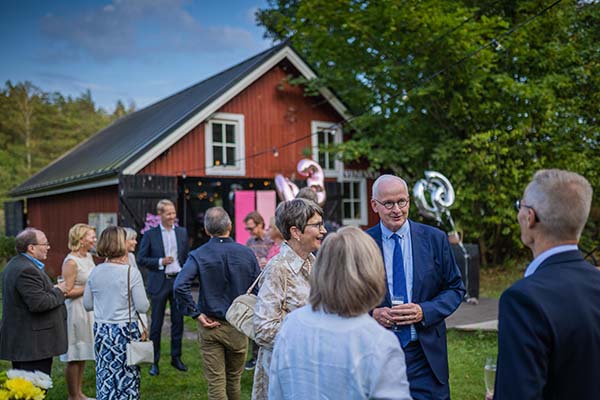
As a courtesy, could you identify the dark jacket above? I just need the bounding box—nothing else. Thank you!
[0,254,67,361]
[495,250,600,399]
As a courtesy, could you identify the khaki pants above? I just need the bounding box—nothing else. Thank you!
[199,320,248,400]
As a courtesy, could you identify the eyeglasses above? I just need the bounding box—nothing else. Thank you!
[33,242,50,248]
[245,225,257,232]
[515,199,540,222]
[373,198,410,210]
[305,222,325,230]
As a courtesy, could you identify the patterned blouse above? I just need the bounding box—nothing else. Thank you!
[252,242,314,400]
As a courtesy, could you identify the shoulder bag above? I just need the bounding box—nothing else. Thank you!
[125,266,154,366]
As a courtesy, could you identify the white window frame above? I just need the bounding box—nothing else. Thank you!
[311,120,342,177]
[205,112,245,176]
[340,178,368,226]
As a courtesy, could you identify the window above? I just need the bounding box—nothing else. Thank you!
[341,179,367,226]
[205,113,245,176]
[311,121,342,176]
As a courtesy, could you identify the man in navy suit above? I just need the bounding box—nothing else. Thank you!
[493,169,599,399]
[138,199,190,376]
[367,174,465,399]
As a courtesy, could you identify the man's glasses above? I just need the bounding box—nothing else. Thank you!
[373,198,409,210]
[305,222,325,230]
[515,200,540,222]
[33,242,50,248]
[245,226,256,232]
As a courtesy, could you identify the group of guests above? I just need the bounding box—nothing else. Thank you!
[1,168,598,400]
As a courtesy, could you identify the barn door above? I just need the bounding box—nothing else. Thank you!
[118,174,178,232]
[323,181,342,226]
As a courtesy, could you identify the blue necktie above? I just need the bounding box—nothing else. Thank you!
[392,234,411,347]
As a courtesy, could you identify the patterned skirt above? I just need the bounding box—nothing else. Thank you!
[94,322,141,400]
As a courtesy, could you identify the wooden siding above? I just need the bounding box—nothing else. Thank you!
[140,62,344,178]
[27,186,118,276]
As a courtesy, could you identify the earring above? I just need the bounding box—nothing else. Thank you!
[296,237,301,242]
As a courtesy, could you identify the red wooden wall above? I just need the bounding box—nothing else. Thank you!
[140,62,344,178]
[27,186,118,276]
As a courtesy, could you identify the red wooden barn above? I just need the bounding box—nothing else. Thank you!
[7,43,378,276]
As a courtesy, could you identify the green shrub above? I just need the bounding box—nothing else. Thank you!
[0,235,16,261]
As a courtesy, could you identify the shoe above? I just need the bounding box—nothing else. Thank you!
[171,357,188,372]
[245,359,256,371]
[149,363,159,376]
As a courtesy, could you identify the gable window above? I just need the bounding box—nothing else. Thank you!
[205,113,245,176]
[311,121,342,177]
[341,178,367,226]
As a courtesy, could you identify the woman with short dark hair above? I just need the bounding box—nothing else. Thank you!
[252,199,327,399]
[268,227,411,399]
[84,226,149,400]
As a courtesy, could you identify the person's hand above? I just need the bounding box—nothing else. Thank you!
[485,392,493,400]
[162,256,175,265]
[390,303,424,325]
[372,307,395,328]
[54,282,68,295]
[197,313,221,329]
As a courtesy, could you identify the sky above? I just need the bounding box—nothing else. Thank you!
[0,0,274,112]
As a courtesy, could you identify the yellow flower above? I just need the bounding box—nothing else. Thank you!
[0,389,10,400]
[4,377,45,399]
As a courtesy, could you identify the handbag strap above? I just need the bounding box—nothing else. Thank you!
[246,266,267,295]
[127,265,133,343]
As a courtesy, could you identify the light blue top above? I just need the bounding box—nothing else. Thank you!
[524,244,579,277]
[380,221,417,341]
[269,305,412,400]
[22,253,44,270]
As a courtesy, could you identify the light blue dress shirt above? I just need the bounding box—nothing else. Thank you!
[380,221,417,341]
[524,244,579,277]
[269,305,412,400]
[22,253,45,270]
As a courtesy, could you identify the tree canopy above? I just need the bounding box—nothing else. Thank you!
[257,0,600,263]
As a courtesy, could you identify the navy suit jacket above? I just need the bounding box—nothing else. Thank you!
[495,250,600,399]
[137,225,189,296]
[366,220,465,383]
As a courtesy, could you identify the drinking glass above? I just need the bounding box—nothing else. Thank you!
[484,356,496,397]
[390,295,404,332]
[57,275,65,284]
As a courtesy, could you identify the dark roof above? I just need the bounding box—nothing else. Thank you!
[10,42,289,197]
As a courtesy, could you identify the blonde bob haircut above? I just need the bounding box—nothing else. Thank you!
[68,223,96,251]
[309,226,386,317]
[96,226,127,259]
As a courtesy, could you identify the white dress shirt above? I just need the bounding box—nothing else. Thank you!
[160,224,182,274]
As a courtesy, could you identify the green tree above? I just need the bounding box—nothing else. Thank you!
[257,0,600,264]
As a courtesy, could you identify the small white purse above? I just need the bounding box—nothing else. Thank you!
[125,266,154,366]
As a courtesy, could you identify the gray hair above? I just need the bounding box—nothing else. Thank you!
[524,169,593,241]
[371,174,408,198]
[124,227,138,241]
[15,228,41,254]
[296,187,318,203]
[276,198,323,241]
[157,199,175,213]
[204,207,232,236]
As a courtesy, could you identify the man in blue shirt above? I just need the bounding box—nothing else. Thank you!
[0,228,69,376]
[174,207,260,400]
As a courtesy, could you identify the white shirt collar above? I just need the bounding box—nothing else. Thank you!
[524,244,579,277]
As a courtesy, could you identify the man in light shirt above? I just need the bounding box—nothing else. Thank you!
[138,199,190,376]
[494,169,600,399]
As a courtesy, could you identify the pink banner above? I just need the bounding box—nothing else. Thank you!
[256,191,277,229]
[234,191,256,244]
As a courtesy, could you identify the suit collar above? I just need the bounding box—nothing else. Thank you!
[534,249,585,274]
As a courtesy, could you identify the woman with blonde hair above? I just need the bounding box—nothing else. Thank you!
[61,223,96,400]
[252,198,327,399]
[84,226,149,399]
[268,227,411,399]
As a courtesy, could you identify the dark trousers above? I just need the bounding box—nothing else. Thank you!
[404,341,450,400]
[12,358,53,375]
[150,277,184,363]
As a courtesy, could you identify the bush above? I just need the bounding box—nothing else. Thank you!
[0,235,16,261]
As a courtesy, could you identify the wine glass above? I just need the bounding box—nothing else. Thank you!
[390,295,404,332]
[484,356,496,397]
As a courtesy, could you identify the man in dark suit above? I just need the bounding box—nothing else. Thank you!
[174,207,261,400]
[366,174,465,400]
[493,169,599,399]
[137,199,190,376]
[0,228,68,375]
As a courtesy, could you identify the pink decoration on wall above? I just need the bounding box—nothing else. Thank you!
[234,191,256,244]
[256,191,276,229]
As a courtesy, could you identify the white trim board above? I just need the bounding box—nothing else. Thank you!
[123,46,352,175]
